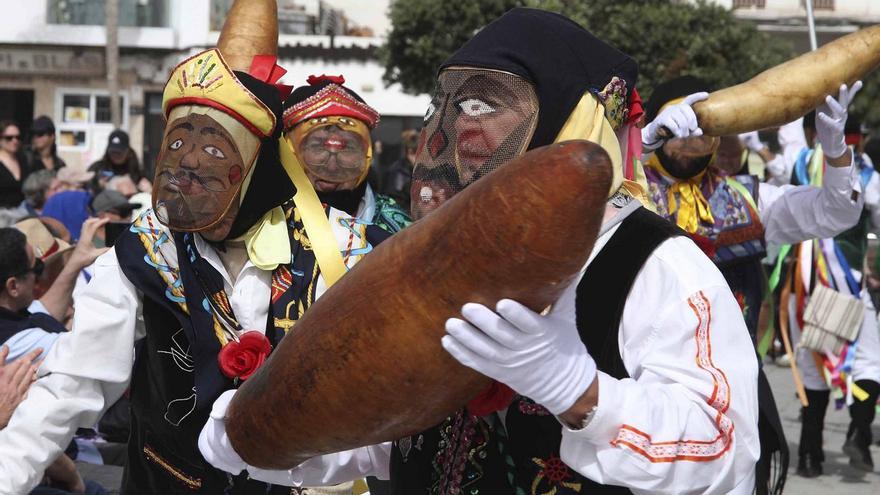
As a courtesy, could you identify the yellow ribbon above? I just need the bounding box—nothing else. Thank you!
[646,154,714,234]
[553,92,652,207]
[279,137,348,287]
[233,206,291,271]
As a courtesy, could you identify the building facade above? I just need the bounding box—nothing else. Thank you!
[0,0,428,175]
[720,0,880,52]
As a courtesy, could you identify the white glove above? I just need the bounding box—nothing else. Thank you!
[198,390,247,475]
[765,155,786,178]
[738,131,765,153]
[442,279,597,415]
[641,92,709,151]
[816,81,863,159]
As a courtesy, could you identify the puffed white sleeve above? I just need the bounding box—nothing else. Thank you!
[759,158,862,246]
[199,390,391,487]
[0,249,142,494]
[560,237,760,495]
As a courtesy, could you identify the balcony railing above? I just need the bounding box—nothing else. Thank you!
[809,0,835,10]
[733,0,766,8]
[47,0,170,28]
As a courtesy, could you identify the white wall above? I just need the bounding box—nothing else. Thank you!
[277,57,429,117]
[712,0,880,21]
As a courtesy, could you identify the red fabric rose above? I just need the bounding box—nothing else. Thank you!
[467,380,516,417]
[218,331,272,381]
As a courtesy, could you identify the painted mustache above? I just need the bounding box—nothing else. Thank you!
[159,169,228,194]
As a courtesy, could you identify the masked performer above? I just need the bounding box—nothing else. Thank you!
[0,1,392,493]
[200,8,761,494]
[639,76,863,490]
[282,74,410,233]
[771,111,880,477]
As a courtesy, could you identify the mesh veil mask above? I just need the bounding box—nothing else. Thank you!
[410,68,538,220]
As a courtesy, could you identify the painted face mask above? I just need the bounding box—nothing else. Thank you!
[152,49,279,235]
[289,117,371,191]
[410,68,539,220]
[282,75,379,193]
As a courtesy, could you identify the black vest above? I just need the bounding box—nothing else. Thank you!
[388,207,680,494]
[115,229,295,495]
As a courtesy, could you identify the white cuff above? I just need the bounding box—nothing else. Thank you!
[198,389,247,476]
[560,372,622,443]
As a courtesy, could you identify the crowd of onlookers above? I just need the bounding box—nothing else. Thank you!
[0,116,148,494]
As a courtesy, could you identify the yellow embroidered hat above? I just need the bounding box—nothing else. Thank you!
[163,48,276,138]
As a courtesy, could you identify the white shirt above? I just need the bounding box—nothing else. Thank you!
[0,206,365,494]
[759,159,863,248]
[201,216,761,495]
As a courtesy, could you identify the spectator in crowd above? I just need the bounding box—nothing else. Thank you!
[105,175,137,197]
[42,190,92,242]
[0,219,107,361]
[0,209,26,228]
[53,168,94,194]
[26,116,66,173]
[88,190,140,248]
[106,175,151,219]
[14,218,73,305]
[87,130,151,192]
[0,120,31,209]
[381,129,417,211]
[2,347,107,495]
[21,170,59,216]
[368,138,384,191]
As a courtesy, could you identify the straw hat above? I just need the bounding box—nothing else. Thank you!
[14,217,73,262]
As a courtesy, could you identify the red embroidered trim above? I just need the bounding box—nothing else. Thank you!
[166,97,269,138]
[611,291,735,463]
[283,84,380,130]
[163,49,277,134]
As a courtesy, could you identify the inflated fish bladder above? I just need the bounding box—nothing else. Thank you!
[695,25,880,136]
[227,140,613,469]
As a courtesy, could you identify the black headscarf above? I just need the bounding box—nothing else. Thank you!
[226,71,296,240]
[441,8,638,150]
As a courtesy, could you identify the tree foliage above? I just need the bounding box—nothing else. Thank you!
[381,0,794,102]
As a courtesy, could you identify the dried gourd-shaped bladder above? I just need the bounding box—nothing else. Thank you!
[227,140,613,469]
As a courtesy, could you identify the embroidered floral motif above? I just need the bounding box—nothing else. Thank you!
[430,412,490,494]
[597,77,629,130]
[517,398,551,417]
[530,455,582,494]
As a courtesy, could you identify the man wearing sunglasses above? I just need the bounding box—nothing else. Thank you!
[0,218,108,363]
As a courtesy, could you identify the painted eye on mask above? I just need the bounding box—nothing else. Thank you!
[457,98,495,117]
[203,145,226,159]
[423,102,436,123]
[169,138,183,151]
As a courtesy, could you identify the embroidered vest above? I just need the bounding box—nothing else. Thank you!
[645,168,766,267]
[115,208,393,495]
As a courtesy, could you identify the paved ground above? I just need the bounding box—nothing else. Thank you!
[765,361,880,493]
[74,363,879,494]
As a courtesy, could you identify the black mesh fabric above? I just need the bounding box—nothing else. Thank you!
[410,68,538,220]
